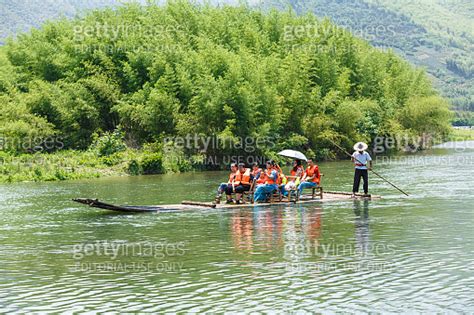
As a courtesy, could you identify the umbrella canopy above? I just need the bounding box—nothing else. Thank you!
[277,149,308,161]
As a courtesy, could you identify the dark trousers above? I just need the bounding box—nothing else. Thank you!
[353,169,368,194]
[235,184,251,194]
[225,184,250,195]
[225,184,234,195]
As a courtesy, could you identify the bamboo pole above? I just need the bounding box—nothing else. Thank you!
[330,140,409,196]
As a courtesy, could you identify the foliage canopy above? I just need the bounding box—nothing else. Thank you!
[0,1,452,161]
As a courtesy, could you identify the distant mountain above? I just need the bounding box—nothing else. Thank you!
[259,0,473,124]
[359,0,473,111]
[0,0,146,44]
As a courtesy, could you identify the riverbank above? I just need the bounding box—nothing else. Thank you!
[0,149,185,183]
[451,127,474,140]
[1,128,470,183]
[0,150,126,183]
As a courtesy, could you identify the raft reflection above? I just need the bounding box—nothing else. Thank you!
[231,206,323,255]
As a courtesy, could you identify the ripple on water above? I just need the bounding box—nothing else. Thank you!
[1,147,474,312]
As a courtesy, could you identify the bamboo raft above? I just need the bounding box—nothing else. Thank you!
[73,191,380,213]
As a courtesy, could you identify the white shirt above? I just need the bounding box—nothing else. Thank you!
[352,151,372,170]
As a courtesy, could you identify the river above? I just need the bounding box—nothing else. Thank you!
[1,141,473,312]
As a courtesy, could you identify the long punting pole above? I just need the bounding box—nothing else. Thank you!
[330,140,410,196]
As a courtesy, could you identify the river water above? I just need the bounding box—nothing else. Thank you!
[1,142,473,312]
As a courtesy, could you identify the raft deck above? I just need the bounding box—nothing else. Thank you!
[73,191,380,213]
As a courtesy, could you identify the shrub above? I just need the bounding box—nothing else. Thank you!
[141,153,164,174]
[54,168,68,180]
[127,159,142,175]
[162,144,194,173]
[90,130,126,157]
[33,167,43,181]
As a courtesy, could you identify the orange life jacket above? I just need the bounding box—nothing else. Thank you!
[257,173,266,184]
[240,168,252,186]
[290,165,303,178]
[265,168,276,185]
[276,174,283,185]
[233,170,242,185]
[305,165,320,184]
[252,168,264,184]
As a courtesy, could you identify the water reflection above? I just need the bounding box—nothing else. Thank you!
[231,206,323,257]
[2,141,474,312]
[353,200,370,256]
[231,209,254,252]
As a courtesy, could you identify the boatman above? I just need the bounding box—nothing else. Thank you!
[351,142,373,198]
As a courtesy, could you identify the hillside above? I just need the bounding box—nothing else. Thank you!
[260,0,473,124]
[0,0,471,125]
[0,2,451,161]
[365,0,473,122]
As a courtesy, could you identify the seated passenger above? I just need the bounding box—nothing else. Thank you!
[272,162,288,195]
[216,163,237,203]
[253,161,279,202]
[298,159,321,195]
[273,162,284,185]
[233,163,252,204]
[251,162,262,182]
[283,160,304,196]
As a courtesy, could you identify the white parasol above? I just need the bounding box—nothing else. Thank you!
[277,149,308,161]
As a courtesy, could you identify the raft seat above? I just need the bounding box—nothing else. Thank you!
[293,186,323,201]
[312,186,323,199]
[287,188,298,202]
[269,189,282,203]
[243,179,257,204]
[312,173,324,200]
[297,174,324,201]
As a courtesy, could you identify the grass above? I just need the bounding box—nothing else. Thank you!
[0,150,127,183]
[450,127,474,141]
[0,145,198,183]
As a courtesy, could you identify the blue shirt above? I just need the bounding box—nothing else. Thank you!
[269,170,278,182]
